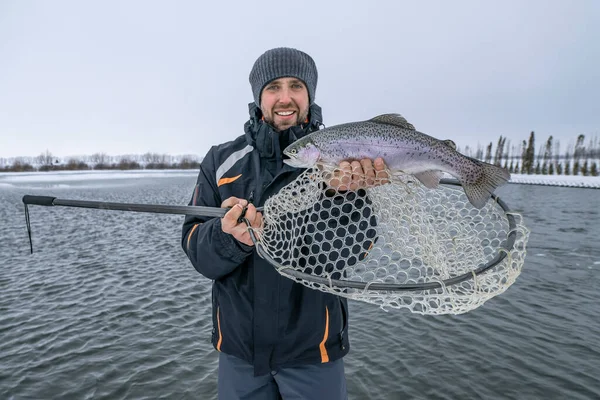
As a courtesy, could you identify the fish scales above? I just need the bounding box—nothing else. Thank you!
[303,122,467,178]
[283,113,510,209]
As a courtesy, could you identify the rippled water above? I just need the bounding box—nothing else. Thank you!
[1,171,599,399]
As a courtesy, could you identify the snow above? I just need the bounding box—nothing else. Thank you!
[509,173,600,188]
[0,169,198,183]
[1,169,599,189]
[0,169,198,189]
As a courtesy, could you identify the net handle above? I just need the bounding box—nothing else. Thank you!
[22,195,262,254]
[245,179,518,292]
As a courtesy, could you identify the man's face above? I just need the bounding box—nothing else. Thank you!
[260,77,310,132]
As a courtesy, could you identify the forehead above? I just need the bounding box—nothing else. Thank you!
[266,77,304,86]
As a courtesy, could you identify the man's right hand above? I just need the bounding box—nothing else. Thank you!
[221,197,262,247]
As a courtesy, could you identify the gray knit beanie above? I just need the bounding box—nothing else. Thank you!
[249,47,318,107]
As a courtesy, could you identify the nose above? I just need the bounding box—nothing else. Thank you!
[278,87,292,104]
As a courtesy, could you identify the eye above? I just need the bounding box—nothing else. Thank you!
[289,148,297,155]
[292,83,304,89]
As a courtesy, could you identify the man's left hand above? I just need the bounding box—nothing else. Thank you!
[327,157,390,191]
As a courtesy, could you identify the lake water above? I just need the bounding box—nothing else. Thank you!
[1,171,599,399]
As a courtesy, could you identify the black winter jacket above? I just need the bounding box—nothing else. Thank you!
[182,103,350,376]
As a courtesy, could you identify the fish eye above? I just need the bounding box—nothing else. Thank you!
[289,149,297,155]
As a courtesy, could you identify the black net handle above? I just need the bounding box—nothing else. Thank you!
[22,195,238,217]
[22,195,261,254]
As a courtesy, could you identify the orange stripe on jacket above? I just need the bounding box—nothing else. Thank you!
[319,306,330,363]
[216,307,223,351]
[218,174,242,187]
[186,223,200,253]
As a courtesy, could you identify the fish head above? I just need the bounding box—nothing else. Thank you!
[283,140,321,168]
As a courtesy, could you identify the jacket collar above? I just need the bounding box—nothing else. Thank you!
[244,102,323,159]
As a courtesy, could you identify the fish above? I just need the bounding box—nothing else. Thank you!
[282,113,510,209]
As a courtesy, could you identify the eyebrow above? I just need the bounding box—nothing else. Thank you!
[268,78,304,86]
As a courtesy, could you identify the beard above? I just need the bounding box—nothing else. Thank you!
[264,106,309,132]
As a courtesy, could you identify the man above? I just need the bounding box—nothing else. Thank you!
[182,47,386,399]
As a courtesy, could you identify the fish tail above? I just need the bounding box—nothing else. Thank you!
[462,161,511,209]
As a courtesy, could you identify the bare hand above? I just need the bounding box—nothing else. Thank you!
[221,197,262,246]
[327,158,390,191]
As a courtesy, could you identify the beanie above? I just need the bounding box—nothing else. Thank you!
[249,47,318,107]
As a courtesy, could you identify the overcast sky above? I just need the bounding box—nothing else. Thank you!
[1,0,598,159]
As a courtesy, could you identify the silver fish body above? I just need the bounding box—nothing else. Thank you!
[283,114,510,209]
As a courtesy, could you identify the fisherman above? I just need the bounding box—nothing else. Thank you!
[181,47,387,399]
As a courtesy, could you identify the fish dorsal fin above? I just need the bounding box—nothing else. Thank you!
[369,114,415,130]
[442,139,456,150]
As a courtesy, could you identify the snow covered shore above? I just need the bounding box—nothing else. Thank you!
[1,170,599,189]
[509,174,600,188]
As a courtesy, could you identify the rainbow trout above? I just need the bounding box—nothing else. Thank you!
[283,113,510,209]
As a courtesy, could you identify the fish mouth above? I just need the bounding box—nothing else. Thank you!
[283,157,310,168]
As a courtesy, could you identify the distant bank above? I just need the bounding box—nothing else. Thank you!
[1,168,598,189]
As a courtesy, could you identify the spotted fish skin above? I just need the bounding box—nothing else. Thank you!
[283,114,510,209]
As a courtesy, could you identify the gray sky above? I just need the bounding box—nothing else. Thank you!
[1,0,599,159]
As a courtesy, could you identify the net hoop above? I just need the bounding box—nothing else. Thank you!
[248,179,517,292]
[247,167,529,314]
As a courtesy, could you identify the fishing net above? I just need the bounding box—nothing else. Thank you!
[249,166,529,315]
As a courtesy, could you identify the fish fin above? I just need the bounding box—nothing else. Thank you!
[462,163,511,209]
[442,139,456,150]
[413,170,444,189]
[369,114,415,130]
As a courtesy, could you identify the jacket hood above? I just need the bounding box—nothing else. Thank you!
[244,102,323,159]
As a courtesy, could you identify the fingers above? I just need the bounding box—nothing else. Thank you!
[221,197,261,246]
[350,161,363,190]
[243,204,263,229]
[328,161,352,191]
[326,158,390,191]
[361,158,376,187]
[373,157,390,184]
[221,196,247,209]
[221,202,246,233]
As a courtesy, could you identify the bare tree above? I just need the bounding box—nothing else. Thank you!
[463,145,471,158]
[36,150,54,167]
[520,140,527,174]
[574,134,586,164]
[485,142,493,164]
[493,136,505,166]
[91,152,106,163]
[475,144,483,160]
[553,139,561,175]
[542,136,553,175]
[524,132,535,174]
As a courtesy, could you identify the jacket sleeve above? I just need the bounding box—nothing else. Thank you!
[181,149,253,280]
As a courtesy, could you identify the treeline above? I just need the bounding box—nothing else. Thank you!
[2,133,600,177]
[459,132,599,177]
[0,152,202,172]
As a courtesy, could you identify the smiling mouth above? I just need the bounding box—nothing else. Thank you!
[275,111,296,117]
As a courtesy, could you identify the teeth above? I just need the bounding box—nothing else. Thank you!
[276,111,294,116]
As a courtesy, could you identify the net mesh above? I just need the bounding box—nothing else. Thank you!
[253,167,529,315]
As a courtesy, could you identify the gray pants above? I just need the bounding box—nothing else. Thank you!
[218,352,348,400]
